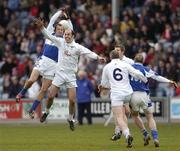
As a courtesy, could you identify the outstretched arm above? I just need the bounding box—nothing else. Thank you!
[145,69,178,88]
[78,44,106,63]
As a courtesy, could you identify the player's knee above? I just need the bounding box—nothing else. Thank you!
[40,87,48,93]
[48,92,55,100]
[69,99,76,106]
[26,80,34,87]
[125,111,131,117]
[146,112,153,120]
[131,111,139,117]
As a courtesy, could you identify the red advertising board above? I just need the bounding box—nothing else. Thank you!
[0,100,41,119]
[0,101,22,119]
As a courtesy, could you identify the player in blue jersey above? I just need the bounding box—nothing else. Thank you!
[130,53,178,147]
[16,8,73,119]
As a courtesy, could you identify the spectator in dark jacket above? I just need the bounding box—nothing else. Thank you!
[8,76,22,98]
[76,70,94,125]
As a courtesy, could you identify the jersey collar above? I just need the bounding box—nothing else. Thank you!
[135,62,143,65]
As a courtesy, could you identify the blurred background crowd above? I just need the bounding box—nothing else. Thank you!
[0,0,179,99]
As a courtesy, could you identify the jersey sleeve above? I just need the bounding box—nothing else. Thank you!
[78,44,98,60]
[145,69,170,83]
[41,27,62,47]
[128,58,134,65]
[47,10,62,33]
[127,64,147,83]
[67,19,73,30]
[101,66,110,88]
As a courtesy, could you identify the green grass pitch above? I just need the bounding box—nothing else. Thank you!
[0,123,180,151]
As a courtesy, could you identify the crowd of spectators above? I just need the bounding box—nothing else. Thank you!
[0,0,179,99]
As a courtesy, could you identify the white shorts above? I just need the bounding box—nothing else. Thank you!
[130,91,153,113]
[110,92,132,107]
[52,70,77,88]
[34,56,57,80]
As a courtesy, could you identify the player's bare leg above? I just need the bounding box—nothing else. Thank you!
[67,87,76,131]
[16,69,40,102]
[111,116,122,141]
[40,84,59,122]
[111,104,129,141]
[38,78,52,100]
[131,111,150,146]
[112,106,133,148]
[145,111,159,147]
[28,78,52,119]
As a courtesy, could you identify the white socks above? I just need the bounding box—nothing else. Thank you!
[69,114,74,120]
[123,128,130,139]
[115,127,121,134]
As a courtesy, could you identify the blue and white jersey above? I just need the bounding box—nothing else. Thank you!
[42,35,59,62]
[130,63,170,93]
[41,10,73,62]
[130,63,150,93]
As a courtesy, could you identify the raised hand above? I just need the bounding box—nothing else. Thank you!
[33,17,44,29]
[60,7,70,19]
[98,56,106,64]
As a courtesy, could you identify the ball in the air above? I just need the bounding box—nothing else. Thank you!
[58,20,70,30]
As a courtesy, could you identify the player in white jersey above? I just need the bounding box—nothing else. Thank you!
[34,18,106,130]
[99,49,147,148]
[110,44,134,141]
[130,53,178,147]
[16,8,73,119]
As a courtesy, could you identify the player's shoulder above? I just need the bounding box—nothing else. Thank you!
[122,56,134,64]
[120,60,132,68]
[144,66,151,72]
[104,61,113,69]
[105,62,112,67]
[73,41,82,48]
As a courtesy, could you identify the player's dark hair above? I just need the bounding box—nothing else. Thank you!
[54,23,63,32]
[114,44,125,52]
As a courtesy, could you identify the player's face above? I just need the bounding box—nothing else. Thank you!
[115,47,124,59]
[55,24,64,36]
[64,29,74,43]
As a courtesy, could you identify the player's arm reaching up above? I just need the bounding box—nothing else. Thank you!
[34,18,63,46]
[61,8,73,30]
[47,7,73,33]
[47,9,62,33]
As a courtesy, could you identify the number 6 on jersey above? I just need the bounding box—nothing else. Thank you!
[113,68,123,81]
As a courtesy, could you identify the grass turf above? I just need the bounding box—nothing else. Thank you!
[0,123,180,151]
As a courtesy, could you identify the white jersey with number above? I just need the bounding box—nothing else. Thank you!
[101,59,147,97]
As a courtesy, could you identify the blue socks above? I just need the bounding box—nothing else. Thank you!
[19,88,28,96]
[142,129,148,137]
[151,130,158,140]
[30,100,40,112]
